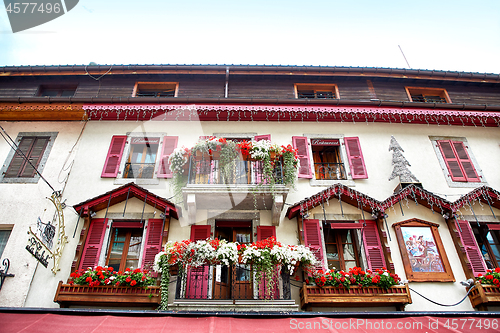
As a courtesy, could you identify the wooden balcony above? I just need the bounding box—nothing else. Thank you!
[54,281,161,308]
[468,284,500,310]
[300,283,412,311]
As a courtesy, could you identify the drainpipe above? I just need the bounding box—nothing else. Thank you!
[225,66,229,98]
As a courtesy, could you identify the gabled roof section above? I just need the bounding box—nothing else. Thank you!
[73,182,179,219]
[380,184,452,215]
[286,184,381,219]
[451,186,500,212]
[287,184,500,221]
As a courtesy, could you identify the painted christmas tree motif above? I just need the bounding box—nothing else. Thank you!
[388,136,419,183]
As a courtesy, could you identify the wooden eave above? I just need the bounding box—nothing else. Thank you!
[2,65,499,84]
[0,102,86,121]
[73,182,179,220]
[451,186,500,212]
[380,184,452,215]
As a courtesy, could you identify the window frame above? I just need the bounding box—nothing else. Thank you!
[430,136,486,188]
[405,87,451,103]
[0,132,58,184]
[470,222,500,270]
[105,225,144,272]
[393,218,455,282]
[294,84,339,99]
[0,228,12,259]
[38,85,77,97]
[323,225,361,271]
[133,82,179,98]
[104,133,173,185]
[301,134,360,186]
[79,217,164,272]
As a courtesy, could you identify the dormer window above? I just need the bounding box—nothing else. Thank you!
[38,85,77,97]
[295,84,338,99]
[134,82,178,97]
[406,87,450,103]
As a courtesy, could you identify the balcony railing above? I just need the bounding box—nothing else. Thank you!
[314,162,347,180]
[174,264,291,301]
[187,157,285,185]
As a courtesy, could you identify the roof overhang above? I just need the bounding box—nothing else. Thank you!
[73,182,179,220]
[83,103,500,127]
[286,184,500,220]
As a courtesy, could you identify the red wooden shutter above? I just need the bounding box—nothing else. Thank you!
[436,140,479,182]
[456,220,487,276]
[79,218,107,270]
[187,225,211,299]
[344,137,368,179]
[452,141,480,182]
[141,219,164,269]
[257,226,276,241]
[292,136,313,179]
[190,225,211,241]
[101,136,126,178]
[157,136,178,178]
[254,134,271,141]
[303,219,325,269]
[362,220,386,270]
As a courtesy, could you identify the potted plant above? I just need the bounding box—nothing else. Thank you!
[154,237,316,307]
[468,268,500,309]
[54,266,160,308]
[300,267,412,310]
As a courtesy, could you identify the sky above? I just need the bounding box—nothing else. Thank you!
[0,0,499,73]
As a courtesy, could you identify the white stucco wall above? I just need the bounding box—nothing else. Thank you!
[3,117,499,311]
[0,121,87,307]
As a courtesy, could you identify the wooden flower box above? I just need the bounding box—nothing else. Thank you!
[468,284,500,310]
[54,281,161,308]
[300,283,412,311]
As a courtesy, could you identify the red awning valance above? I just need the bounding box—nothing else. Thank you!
[0,312,494,333]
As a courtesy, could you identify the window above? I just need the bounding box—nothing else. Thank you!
[430,136,485,187]
[474,225,500,269]
[303,219,386,271]
[0,229,11,258]
[455,220,497,274]
[292,136,367,184]
[324,227,360,271]
[106,225,143,271]
[394,219,454,282]
[38,85,77,97]
[123,137,159,179]
[101,134,178,184]
[133,82,178,97]
[79,218,163,271]
[0,132,57,184]
[406,87,450,103]
[295,84,338,99]
[311,139,346,180]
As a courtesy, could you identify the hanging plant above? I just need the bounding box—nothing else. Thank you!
[153,237,317,307]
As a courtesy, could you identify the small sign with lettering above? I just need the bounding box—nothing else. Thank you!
[26,228,53,268]
[311,139,340,146]
[131,137,160,145]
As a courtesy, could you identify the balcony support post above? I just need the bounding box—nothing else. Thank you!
[272,194,283,226]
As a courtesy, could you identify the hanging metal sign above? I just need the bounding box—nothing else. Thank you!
[26,227,52,268]
[25,191,68,275]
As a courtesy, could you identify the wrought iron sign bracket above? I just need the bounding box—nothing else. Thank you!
[26,191,68,275]
[0,258,15,291]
